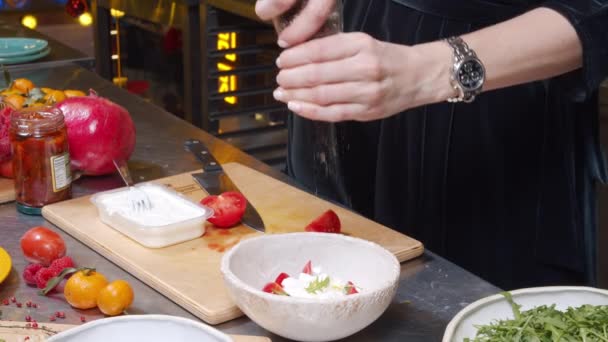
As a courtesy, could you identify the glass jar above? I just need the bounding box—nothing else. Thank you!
[10,106,72,215]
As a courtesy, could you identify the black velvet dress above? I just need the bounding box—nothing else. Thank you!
[286,0,608,289]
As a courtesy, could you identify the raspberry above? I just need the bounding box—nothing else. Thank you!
[22,264,44,285]
[35,268,56,290]
[49,256,75,276]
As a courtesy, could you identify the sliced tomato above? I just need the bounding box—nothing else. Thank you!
[302,260,312,275]
[274,272,290,286]
[305,209,341,233]
[262,282,288,295]
[200,191,247,228]
[345,281,359,295]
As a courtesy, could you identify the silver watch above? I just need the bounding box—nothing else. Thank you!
[445,36,485,103]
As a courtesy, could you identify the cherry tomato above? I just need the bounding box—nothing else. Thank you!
[200,191,247,228]
[20,226,66,266]
[305,209,341,233]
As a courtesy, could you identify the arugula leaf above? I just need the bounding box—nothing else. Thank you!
[305,276,330,294]
[464,293,608,342]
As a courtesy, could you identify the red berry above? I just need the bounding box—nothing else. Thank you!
[25,315,31,322]
[32,322,38,329]
[59,312,65,318]
[26,300,32,307]
[49,256,75,276]
[2,299,8,305]
[22,264,44,285]
[49,315,56,321]
[35,268,56,290]
[32,303,38,308]
[80,316,86,322]
[10,296,16,303]
[16,302,22,308]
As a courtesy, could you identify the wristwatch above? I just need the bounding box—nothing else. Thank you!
[445,36,485,103]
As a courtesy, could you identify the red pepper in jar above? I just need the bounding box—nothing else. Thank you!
[10,106,72,215]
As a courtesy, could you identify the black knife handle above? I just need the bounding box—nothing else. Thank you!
[184,139,222,172]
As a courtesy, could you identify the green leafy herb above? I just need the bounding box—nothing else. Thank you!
[464,293,608,341]
[306,276,330,294]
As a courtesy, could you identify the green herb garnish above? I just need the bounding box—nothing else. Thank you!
[464,293,608,341]
[306,276,330,294]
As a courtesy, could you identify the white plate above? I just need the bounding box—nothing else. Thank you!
[47,315,232,342]
[443,286,608,342]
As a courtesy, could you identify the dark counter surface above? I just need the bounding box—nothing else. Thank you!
[0,23,94,73]
[0,65,500,341]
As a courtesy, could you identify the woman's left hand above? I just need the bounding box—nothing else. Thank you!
[274,32,453,122]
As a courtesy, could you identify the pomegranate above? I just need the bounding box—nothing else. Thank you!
[0,106,14,163]
[56,92,136,175]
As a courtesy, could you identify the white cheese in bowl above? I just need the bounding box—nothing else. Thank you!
[281,266,360,299]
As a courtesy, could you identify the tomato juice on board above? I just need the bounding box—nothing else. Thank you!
[10,106,72,215]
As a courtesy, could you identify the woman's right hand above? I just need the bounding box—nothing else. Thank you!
[255,0,337,47]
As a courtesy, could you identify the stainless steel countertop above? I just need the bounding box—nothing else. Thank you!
[0,23,94,73]
[0,65,500,341]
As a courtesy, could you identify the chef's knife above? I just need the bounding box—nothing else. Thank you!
[184,139,265,232]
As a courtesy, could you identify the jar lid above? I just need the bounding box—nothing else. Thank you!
[10,106,65,136]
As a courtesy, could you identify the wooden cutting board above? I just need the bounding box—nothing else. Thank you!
[42,162,423,325]
[0,320,271,341]
[0,178,15,204]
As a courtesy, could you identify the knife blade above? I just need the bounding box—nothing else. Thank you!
[184,139,265,232]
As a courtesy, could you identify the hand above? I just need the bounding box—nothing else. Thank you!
[255,0,337,47]
[273,33,454,122]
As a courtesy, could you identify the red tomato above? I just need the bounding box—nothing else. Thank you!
[262,282,287,295]
[200,191,247,228]
[275,272,290,286]
[0,160,13,178]
[345,281,359,295]
[20,227,66,266]
[302,260,312,275]
[305,210,341,233]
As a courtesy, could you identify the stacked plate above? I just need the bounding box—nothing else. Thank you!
[0,38,50,65]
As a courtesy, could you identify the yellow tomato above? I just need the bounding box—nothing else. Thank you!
[11,78,35,94]
[64,90,86,98]
[2,94,26,109]
[43,90,66,104]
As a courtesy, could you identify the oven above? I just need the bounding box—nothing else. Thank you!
[92,0,287,167]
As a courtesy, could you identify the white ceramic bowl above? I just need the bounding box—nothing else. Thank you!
[443,286,608,342]
[47,315,232,342]
[221,232,401,342]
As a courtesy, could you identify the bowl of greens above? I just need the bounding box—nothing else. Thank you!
[443,286,608,342]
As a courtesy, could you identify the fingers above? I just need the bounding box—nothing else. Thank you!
[287,101,369,122]
[277,58,368,88]
[277,33,364,69]
[277,0,338,47]
[255,0,297,21]
[274,83,373,106]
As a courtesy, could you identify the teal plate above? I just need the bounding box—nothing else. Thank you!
[0,38,49,58]
[0,47,51,65]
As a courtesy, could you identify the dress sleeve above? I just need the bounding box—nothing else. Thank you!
[541,1,608,98]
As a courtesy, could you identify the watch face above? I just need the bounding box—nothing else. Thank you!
[457,58,485,91]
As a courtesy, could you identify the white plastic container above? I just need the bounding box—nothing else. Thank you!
[91,183,213,248]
